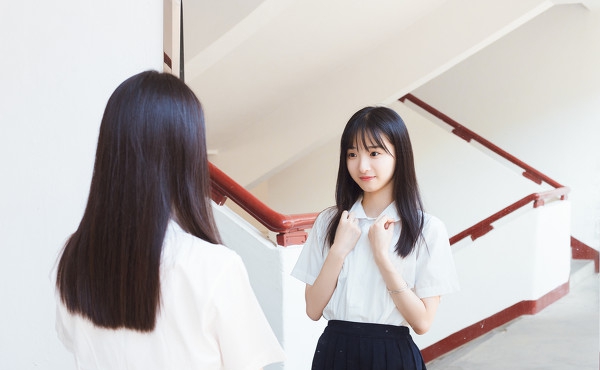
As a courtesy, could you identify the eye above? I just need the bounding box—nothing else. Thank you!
[370,151,380,157]
[347,152,357,158]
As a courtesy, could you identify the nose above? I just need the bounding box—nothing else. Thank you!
[358,155,370,173]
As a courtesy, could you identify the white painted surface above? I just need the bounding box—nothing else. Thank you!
[0,1,586,369]
[413,4,600,250]
[413,200,571,349]
[213,197,571,366]
[213,205,326,370]
[229,89,573,365]
[0,2,163,369]
[198,0,553,188]
[280,247,328,370]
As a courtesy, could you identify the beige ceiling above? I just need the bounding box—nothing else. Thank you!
[182,0,571,187]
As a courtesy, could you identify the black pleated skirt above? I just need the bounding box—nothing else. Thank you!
[311,320,426,370]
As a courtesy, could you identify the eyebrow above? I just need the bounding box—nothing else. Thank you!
[348,144,383,150]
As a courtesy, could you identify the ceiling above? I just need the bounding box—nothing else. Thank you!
[182,0,572,187]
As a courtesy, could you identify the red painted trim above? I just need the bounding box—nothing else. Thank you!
[208,96,573,248]
[209,162,318,246]
[209,158,568,246]
[400,94,563,189]
[451,127,473,142]
[571,236,599,273]
[422,282,570,363]
[449,187,570,245]
[163,52,172,69]
[523,170,543,185]
[277,230,309,246]
[205,96,580,361]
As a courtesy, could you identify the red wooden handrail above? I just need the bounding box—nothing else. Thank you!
[209,96,571,246]
[449,187,570,245]
[209,162,318,246]
[209,161,568,246]
[400,93,563,188]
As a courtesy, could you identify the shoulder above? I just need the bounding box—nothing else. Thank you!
[301,206,338,250]
[310,206,338,231]
[422,212,446,231]
[318,206,338,223]
[163,221,242,272]
[419,212,450,246]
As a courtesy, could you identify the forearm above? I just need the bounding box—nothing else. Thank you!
[305,248,346,321]
[374,255,439,334]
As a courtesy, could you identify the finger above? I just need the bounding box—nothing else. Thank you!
[373,214,396,230]
[374,213,392,225]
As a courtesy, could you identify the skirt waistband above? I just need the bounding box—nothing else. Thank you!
[326,320,410,338]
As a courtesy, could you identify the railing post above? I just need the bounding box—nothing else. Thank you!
[277,230,308,246]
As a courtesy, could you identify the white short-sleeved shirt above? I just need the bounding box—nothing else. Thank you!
[56,220,285,370]
[291,199,459,326]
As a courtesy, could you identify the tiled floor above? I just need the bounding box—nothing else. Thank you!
[427,261,599,370]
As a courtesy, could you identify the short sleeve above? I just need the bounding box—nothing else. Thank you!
[290,209,334,285]
[53,265,74,354]
[413,215,460,298]
[212,254,285,370]
[55,295,74,353]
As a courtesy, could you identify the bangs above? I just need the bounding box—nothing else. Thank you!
[344,124,393,155]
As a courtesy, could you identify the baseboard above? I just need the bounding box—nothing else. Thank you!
[422,282,570,363]
[571,236,599,273]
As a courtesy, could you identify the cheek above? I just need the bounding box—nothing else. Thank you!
[347,164,361,182]
[387,159,397,174]
[346,160,356,173]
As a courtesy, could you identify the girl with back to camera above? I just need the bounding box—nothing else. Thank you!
[292,106,459,369]
[55,71,285,370]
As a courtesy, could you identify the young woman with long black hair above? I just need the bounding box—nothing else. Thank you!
[292,106,459,369]
[55,71,285,370]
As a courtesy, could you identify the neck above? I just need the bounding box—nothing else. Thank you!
[361,192,394,218]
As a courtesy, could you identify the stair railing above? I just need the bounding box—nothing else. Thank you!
[398,93,570,244]
[209,162,318,246]
[400,93,564,188]
[209,95,572,247]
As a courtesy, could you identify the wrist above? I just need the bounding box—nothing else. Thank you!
[388,280,410,294]
[328,245,350,261]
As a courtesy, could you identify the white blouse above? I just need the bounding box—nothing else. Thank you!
[291,200,459,326]
[56,220,285,370]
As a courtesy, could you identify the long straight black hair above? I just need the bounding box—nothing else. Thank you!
[326,106,424,257]
[56,71,221,332]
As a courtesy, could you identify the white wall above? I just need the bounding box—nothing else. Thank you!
[256,4,592,228]
[265,141,338,215]
[215,189,571,366]
[0,1,163,368]
[204,0,554,188]
[391,101,546,236]
[257,3,599,249]
[413,4,600,250]
[248,32,577,352]
[414,200,571,349]
[257,99,546,239]
[0,2,589,368]
[213,204,326,370]
[250,90,572,359]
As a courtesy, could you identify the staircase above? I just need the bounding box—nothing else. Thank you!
[427,260,598,369]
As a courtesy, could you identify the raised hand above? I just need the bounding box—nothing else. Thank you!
[331,210,362,258]
[304,210,362,321]
[368,213,396,260]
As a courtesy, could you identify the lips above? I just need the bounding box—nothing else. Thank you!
[359,176,375,181]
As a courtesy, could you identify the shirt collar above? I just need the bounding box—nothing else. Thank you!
[349,197,400,221]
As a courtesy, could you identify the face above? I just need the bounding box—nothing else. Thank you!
[346,133,396,201]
